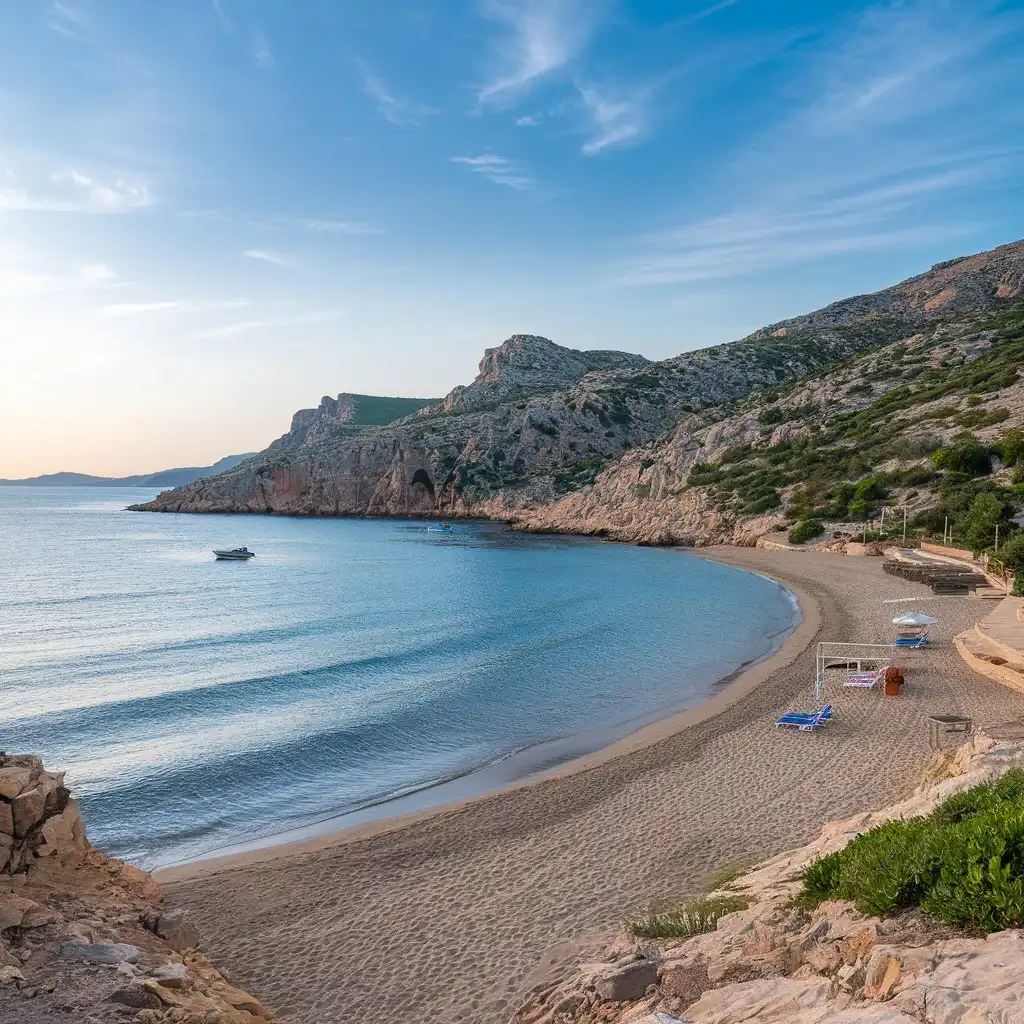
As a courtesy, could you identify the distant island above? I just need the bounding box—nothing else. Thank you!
[0,453,257,488]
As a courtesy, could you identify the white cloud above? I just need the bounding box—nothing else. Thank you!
[0,171,152,214]
[477,0,606,106]
[617,0,1024,287]
[99,299,250,317]
[198,309,342,339]
[357,62,436,126]
[0,258,118,298]
[101,301,182,317]
[515,115,540,126]
[578,86,644,156]
[212,0,232,31]
[243,249,293,268]
[48,1,86,37]
[302,219,381,235]
[451,154,536,190]
[665,0,743,30]
[251,29,273,70]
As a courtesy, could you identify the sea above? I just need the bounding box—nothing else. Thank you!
[0,486,800,869]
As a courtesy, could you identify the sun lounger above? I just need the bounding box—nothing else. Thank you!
[775,704,833,730]
[895,636,929,647]
[844,665,888,688]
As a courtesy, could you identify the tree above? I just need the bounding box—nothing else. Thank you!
[961,491,1013,554]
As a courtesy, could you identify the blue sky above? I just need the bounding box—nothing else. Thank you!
[2,0,1023,476]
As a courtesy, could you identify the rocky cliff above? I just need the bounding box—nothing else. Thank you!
[0,751,273,1023]
[132,239,1024,532]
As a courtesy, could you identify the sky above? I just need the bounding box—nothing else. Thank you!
[2,0,1023,477]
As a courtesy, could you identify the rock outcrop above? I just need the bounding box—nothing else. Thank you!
[509,730,1024,1024]
[132,239,1024,538]
[0,751,273,1023]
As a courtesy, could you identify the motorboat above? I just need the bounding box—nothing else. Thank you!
[427,522,455,534]
[213,547,255,560]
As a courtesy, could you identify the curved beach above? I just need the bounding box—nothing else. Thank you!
[159,549,1024,1023]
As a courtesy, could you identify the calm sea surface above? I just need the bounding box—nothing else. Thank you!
[0,486,799,868]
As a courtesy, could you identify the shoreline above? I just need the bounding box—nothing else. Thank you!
[156,550,817,883]
[160,549,1024,1024]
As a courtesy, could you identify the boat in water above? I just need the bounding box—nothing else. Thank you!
[213,547,255,560]
[427,522,455,534]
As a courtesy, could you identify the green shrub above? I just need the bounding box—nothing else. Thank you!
[799,769,1024,930]
[1013,573,1024,597]
[1000,534,1024,573]
[629,896,748,940]
[788,518,824,544]
[932,433,992,477]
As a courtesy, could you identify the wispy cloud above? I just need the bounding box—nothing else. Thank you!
[515,114,540,126]
[0,171,152,214]
[578,86,644,156]
[357,61,436,126]
[251,29,273,70]
[198,309,342,339]
[211,0,232,31]
[302,219,381,235]
[617,172,983,285]
[665,0,743,30]
[99,299,250,317]
[451,154,536,190]
[0,258,118,298]
[617,0,1024,286]
[47,1,86,37]
[243,249,293,268]
[477,0,607,106]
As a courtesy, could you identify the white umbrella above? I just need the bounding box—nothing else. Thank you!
[892,611,938,626]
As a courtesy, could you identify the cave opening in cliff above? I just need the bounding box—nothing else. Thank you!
[410,469,435,496]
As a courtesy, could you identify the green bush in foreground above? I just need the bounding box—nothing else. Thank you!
[800,769,1024,930]
[788,518,824,545]
[630,896,748,940]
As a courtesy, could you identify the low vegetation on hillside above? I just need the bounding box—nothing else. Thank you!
[681,297,1024,557]
[800,770,1024,932]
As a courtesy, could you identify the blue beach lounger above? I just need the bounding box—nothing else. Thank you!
[895,636,929,647]
[775,704,833,730]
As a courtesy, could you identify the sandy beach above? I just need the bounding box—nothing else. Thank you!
[159,549,1024,1023]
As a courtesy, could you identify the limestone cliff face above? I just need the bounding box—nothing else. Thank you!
[133,239,1024,532]
[441,334,649,412]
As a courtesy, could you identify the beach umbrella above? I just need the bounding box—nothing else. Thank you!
[892,611,938,626]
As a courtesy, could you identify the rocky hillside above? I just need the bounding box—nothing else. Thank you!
[133,240,1024,527]
[514,275,1024,546]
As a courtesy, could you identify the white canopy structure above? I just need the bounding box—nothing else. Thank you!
[815,642,893,703]
[892,612,938,626]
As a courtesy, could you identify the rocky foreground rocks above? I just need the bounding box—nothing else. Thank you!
[510,731,1024,1024]
[0,751,273,1024]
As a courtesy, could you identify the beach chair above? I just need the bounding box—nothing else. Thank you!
[895,636,929,648]
[844,666,887,689]
[775,704,833,731]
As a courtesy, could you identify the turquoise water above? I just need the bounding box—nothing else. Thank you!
[0,486,798,868]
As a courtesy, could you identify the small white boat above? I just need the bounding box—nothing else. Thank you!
[213,547,255,560]
[427,523,456,534]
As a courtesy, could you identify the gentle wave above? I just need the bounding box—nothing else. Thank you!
[1,486,799,867]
